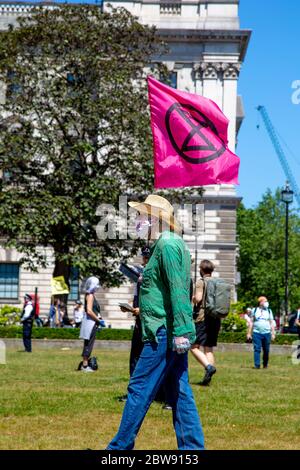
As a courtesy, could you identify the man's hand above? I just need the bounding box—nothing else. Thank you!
[172,336,191,354]
[132,308,140,316]
[271,333,276,341]
[247,333,252,341]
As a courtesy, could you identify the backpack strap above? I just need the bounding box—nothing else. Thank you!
[268,308,273,321]
[252,307,258,321]
[193,278,205,317]
[199,278,206,308]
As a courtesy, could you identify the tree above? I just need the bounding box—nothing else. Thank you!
[0,5,167,294]
[237,189,300,314]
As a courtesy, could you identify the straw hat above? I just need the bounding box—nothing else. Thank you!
[128,195,181,233]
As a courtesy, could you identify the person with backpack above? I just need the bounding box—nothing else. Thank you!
[79,276,103,372]
[247,296,276,369]
[191,260,231,386]
[20,294,34,352]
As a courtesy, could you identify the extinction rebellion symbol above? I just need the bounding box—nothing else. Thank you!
[165,102,226,164]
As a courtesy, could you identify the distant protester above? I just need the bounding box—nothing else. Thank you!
[49,298,61,328]
[243,308,252,329]
[79,277,103,372]
[20,294,34,352]
[72,300,84,328]
[247,296,276,369]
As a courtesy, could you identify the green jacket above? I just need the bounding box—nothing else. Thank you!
[139,230,195,347]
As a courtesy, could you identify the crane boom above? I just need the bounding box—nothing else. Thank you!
[257,105,300,208]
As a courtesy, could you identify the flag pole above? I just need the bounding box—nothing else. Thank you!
[194,233,198,286]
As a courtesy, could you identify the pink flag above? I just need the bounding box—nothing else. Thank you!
[147,76,240,188]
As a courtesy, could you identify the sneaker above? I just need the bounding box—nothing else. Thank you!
[198,365,216,386]
[82,366,94,373]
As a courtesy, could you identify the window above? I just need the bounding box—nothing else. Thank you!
[0,263,19,299]
[160,1,182,16]
[168,71,178,89]
[6,71,22,98]
[69,267,79,301]
[160,71,178,89]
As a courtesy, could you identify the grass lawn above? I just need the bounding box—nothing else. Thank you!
[0,347,299,450]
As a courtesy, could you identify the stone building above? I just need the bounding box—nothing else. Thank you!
[0,0,250,327]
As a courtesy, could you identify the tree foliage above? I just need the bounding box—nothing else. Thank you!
[237,189,300,313]
[0,5,167,285]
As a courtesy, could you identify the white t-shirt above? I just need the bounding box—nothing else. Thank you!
[251,307,274,334]
[73,307,84,323]
[22,303,33,321]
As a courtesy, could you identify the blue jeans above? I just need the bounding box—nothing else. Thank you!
[107,327,205,450]
[252,332,271,368]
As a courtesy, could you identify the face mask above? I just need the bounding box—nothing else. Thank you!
[263,301,269,309]
[135,216,151,239]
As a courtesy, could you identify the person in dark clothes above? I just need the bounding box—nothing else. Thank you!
[118,246,150,400]
[129,246,151,376]
[79,277,102,372]
[20,294,34,352]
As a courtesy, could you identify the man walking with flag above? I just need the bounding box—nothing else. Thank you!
[106,195,204,450]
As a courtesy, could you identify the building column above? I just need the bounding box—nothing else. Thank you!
[221,62,241,152]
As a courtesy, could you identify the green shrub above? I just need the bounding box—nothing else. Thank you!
[0,326,133,341]
[229,301,249,315]
[0,305,22,326]
[221,313,247,332]
[0,326,297,345]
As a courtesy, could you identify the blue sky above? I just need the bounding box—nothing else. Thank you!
[237,0,300,208]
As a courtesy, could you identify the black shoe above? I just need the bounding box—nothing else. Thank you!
[198,365,216,386]
[162,404,172,411]
[117,394,128,402]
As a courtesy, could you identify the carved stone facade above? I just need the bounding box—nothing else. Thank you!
[0,1,251,326]
[194,62,241,80]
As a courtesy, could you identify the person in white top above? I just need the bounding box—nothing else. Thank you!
[244,308,252,329]
[72,300,84,328]
[247,296,275,369]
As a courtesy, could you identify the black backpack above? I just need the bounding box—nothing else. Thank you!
[89,356,98,371]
